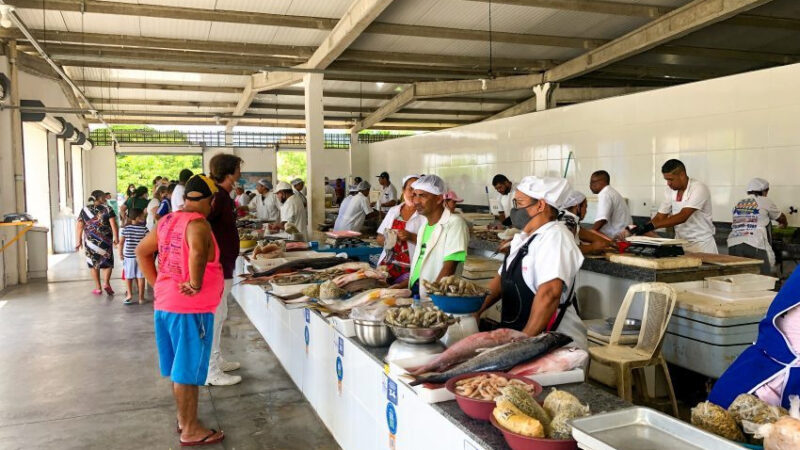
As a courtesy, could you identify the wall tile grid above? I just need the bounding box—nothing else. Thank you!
[368,63,800,225]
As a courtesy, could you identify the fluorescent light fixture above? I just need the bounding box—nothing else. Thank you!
[0,5,15,29]
[375,82,384,88]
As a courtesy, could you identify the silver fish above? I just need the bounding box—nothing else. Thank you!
[409,332,572,386]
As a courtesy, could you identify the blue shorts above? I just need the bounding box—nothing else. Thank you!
[154,311,214,385]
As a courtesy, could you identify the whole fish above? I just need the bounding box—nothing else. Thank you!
[250,257,348,277]
[508,347,589,376]
[317,288,412,313]
[409,328,528,375]
[409,332,572,386]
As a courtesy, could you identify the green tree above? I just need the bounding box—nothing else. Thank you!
[276,151,307,184]
[116,154,202,195]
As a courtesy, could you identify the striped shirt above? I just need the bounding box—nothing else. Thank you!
[121,224,148,258]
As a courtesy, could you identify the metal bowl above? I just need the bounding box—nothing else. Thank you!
[387,323,449,344]
[353,319,395,347]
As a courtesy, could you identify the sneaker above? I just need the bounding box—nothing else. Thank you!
[221,360,241,372]
[205,372,242,386]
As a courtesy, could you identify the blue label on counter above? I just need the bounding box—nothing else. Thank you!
[338,337,344,356]
[304,308,310,323]
[336,356,343,381]
[386,403,397,435]
[387,378,398,405]
[304,325,309,345]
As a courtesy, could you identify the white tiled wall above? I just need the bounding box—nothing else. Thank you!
[367,63,800,225]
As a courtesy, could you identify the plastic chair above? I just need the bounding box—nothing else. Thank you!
[588,282,679,417]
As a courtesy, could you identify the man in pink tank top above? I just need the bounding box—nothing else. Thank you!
[136,175,225,447]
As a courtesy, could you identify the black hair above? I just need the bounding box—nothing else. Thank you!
[90,189,106,201]
[661,159,686,174]
[135,186,148,197]
[153,176,162,184]
[492,174,509,185]
[209,154,243,183]
[128,208,145,220]
[179,169,194,183]
[167,183,177,193]
[354,176,363,183]
[591,170,610,184]
[747,190,766,196]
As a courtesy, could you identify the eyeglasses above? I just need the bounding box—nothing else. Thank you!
[512,199,533,209]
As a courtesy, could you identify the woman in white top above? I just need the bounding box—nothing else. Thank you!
[376,175,425,285]
[145,185,167,231]
[728,178,787,274]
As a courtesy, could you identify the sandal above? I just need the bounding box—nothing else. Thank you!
[104,285,115,295]
[123,299,135,305]
[92,289,102,295]
[180,429,224,447]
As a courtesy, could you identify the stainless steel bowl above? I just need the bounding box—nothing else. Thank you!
[353,319,395,347]
[387,323,449,344]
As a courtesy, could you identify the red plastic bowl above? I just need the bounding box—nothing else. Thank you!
[445,372,543,421]
[489,413,578,450]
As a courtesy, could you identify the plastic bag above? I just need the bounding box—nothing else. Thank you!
[691,401,745,442]
[543,388,588,418]
[744,395,800,450]
[350,302,392,322]
[729,393,787,426]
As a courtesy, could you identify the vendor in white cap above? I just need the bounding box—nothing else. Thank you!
[377,175,425,285]
[631,159,717,253]
[376,171,398,213]
[727,177,787,274]
[246,178,281,222]
[333,181,377,232]
[333,185,359,231]
[273,181,308,239]
[476,176,587,350]
[560,189,614,255]
[291,178,307,207]
[407,175,470,297]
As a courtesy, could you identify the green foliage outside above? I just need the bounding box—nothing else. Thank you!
[116,154,202,195]
[276,151,307,184]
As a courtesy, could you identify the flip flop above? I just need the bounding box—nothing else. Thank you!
[92,289,102,295]
[123,299,135,305]
[104,285,115,295]
[176,420,181,434]
[180,429,224,447]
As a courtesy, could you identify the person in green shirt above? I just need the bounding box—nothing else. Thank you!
[407,175,469,297]
[120,186,149,224]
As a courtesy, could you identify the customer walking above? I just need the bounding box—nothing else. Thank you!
[136,174,225,446]
[119,208,148,304]
[76,189,119,296]
[206,154,243,386]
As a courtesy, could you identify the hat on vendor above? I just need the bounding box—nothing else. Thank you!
[402,174,422,187]
[747,177,769,192]
[257,179,273,190]
[356,181,371,191]
[560,189,586,210]
[290,178,303,187]
[516,176,570,208]
[275,181,293,192]
[411,174,446,196]
[444,190,463,203]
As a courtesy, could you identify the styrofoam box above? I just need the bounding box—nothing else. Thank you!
[330,317,355,337]
[705,273,777,292]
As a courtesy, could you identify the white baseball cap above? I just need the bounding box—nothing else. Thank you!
[560,189,586,209]
[401,174,422,188]
[516,176,571,208]
[290,178,303,186]
[411,174,446,196]
[747,177,769,192]
[275,181,292,192]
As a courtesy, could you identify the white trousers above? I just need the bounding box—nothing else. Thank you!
[684,237,719,254]
[208,278,232,376]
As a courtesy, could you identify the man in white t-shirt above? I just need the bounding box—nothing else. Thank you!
[632,159,717,253]
[291,178,307,207]
[333,181,377,231]
[247,179,281,222]
[589,170,632,239]
[728,177,787,274]
[492,174,517,225]
[171,168,193,212]
[275,181,308,239]
[376,171,398,213]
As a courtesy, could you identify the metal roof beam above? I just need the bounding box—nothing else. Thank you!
[485,86,657,120]
[544,0,776,83]
[467,0,669,17]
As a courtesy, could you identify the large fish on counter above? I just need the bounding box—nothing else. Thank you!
[409,332,572,386]
[248,257,348,278]
[316,288,411,313]
[409,328,528,375]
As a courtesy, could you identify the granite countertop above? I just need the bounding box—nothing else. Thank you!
[469,237,502,252]
[580,257,759,282]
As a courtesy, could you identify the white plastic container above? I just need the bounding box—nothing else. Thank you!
[705,273,777,292]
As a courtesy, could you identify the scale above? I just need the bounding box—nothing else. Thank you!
[624,236,687,258]
[441,314,479,347]
[386,340,446,363]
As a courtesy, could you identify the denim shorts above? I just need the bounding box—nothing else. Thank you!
[154,310,214,385]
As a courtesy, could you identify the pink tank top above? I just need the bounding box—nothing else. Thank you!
[154,211,225,314]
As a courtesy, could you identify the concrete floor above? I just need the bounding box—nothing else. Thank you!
[0,253,338,450]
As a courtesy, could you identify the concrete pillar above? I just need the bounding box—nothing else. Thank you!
[304,73,325,238]
[349,129,369,182]
[9,41,27,284]
[533,82,558,112]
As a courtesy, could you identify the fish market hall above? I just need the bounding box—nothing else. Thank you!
[3,0,800,448]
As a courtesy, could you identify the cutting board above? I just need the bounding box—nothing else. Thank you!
[676,290,774,318]
[607,253,702,270]
[683,252,762,266]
